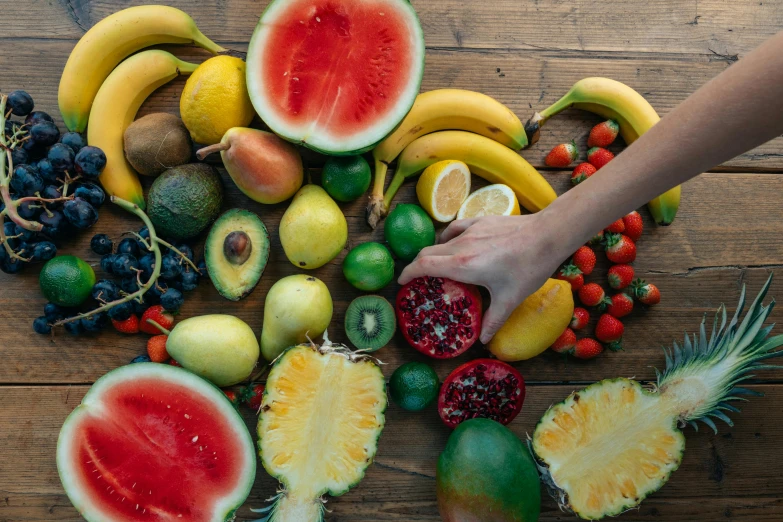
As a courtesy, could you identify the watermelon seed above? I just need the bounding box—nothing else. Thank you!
[192,435,199,442]
[316,17,321,22]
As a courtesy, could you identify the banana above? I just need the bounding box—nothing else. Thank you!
[525,77,681,225]
[379,131,556,216]
[59,5,223,132]
[87,51,199,209]
[367,89,527,227]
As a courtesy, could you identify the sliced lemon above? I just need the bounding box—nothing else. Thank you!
[415,160,471,222]
[457,184,521,219]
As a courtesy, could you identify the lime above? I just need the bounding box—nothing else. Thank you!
[39,255,96,307]
[343,242,395,291]
[384,204,436,262]
[389,362,440,411]
[321,155,372,202]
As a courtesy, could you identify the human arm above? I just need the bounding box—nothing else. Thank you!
[399,30,783,344]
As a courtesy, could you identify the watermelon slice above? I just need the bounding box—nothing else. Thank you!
[57,363,256,522]
[246,0,425,155]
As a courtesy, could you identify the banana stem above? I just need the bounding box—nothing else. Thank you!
[381,170,407,210]
[366,157,390,228]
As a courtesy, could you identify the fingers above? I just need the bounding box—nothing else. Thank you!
[439,218,479,244]
[398,255,461,285]
[479,297,516,344]
[415,243,457,259]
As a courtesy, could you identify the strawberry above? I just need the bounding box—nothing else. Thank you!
[112,314,139,334]
[571,162,596,185]
[605,233,637,264]
[589,230,605,246]
[146,334,170,363]
[607,293,634,318]
[550,328,577,354]
[556,263,584,291]
[578,283,610,308]
[632,279,661,305]
[623,211,644,242]
[241,383,266,411]
[570,307,590,330]
[595,313,624,343]
[605,218,625,234]
[573,338,604,360]
[169,359,181,367]
[608,264,635,290]
[587,147,615,169]
[223,389,239,406]
[587,119,620,148]
[572,246,596,275]
[140,305,175,335]
[545,140,579,168]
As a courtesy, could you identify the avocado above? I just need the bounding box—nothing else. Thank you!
[146,163,223,240]
[205,209,269,301]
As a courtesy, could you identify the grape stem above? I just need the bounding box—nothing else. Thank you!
[154,237,200,272]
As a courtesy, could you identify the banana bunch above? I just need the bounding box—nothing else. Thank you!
[58,5,222,207]
[525,77,681,225]
[367,89,549,227]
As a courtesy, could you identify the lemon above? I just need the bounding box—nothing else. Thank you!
[456,183,521,219]
[416,160,471,222]
[180,56,255,145]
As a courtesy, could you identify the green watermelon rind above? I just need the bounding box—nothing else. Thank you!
[56,363,257,522]
[246,0,425,156]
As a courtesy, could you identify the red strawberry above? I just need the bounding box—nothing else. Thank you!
[573,338,604,360]
[223,389,239,406]
[146,334,170,363]
[608,264,635,290]
[241,383,266,411]
[587,147,615,169]
[587,119,620,148]
[595,313,624,343]
[140,305,175,335]
[607,293,634,318]
[589,230,605,246]
[571,162,597,185]
[578,283,610,308]
[112,314,139,334]
[623,211,644,242]
[632,279,661,305]
[605,233,637,264]
[556,263,584,291]
[545,140,579,168]
[169,359,181,367]
[550,328,577,354]
[572,246,596,275]
[570,307,590,330]
[605,218,625,234]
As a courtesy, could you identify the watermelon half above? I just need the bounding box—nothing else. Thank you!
[246,0,425,155]
[57,363,256,522]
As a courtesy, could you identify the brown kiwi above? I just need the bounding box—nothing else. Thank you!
[344,295,396,352]
[123,113,192,176]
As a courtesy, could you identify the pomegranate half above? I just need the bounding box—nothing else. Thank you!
[438,359,526,429]
[396,276,483,359]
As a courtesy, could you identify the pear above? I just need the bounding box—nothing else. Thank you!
[261,274,333,361]
[196,127,303,204]
[279,185,348,269]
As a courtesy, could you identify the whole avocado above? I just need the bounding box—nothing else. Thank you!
[147,163,223,240]
[437,418,541,522]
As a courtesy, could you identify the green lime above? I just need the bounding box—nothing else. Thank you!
[321,155,372,202]
[389,362,440,412]
[384,204,436,262]
[343,242,395,291]
[39,255,96,307]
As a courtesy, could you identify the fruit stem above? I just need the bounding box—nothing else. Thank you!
[366,158,389,229]
[195,142,230,160]
[153,237,200,272]
[381,170,406,211]
[145,318,170,336]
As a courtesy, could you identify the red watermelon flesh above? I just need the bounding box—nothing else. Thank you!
[57,364,255,522]
[247,0,425,155]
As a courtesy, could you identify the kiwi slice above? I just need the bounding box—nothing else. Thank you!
[345,295,396,352]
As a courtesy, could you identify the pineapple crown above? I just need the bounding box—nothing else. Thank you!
[657,274,783,433]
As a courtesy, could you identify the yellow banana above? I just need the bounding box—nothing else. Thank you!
[380,131,556,216]
[367,89,527,227]
[525,77,680,225]
[59,5,223,132]
[87,51,199,209]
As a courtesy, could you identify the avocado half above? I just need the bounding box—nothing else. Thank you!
[205,209,270,301]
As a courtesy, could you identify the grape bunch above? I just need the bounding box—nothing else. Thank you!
[1,90,107,274]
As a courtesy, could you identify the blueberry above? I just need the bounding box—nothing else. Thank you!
[112,253,138,277]
[74,183,105,208]
[74,146,107,179]
[36,158,58,183]
[22,139,47,161]
[180,269,199,292]
[91,280,119,302]
[3,119,20,138]
[10,147,28,167]
[14,223,37,242]
[117,237,141,258]
[60,132,86,153]
[138,226,150,240]
[25,111,53,126]
[138,253,155,280]
[160,288,184,312]
[100,253,117,274]
[3,222,18,249]
[132,298,151,316]
[130,354,152,364]
[0,256,25,274]
[30,241,57,262]
[44,303,65,322]
[30,120,60,146]
[90,234,113,255]
[107,301,133,321]
[17,200,40,220]
[7,90,34,116]
[81,313,107,333]
[33,316,52,335]
[160,255,182,280]
[63,319,84,335]
[146,282,167,303]
[41,184,62,200]
[120,276,140,294]
[40,210,67,239]
[10,164,43,196]
[48,143,75,173]
[197,259,207,276]
[0,245,7,264]
[63,197,99,229]
[173,244,194,262]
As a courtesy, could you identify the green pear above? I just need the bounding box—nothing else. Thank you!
[166,314,259,386]
[261,275,333,361]
[279,185,347,269]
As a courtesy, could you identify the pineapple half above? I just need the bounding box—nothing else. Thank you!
[532,275,783,520]
[253,339,387,521]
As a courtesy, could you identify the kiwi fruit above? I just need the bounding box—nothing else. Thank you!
[124,113,192,176]
[345,295,396,352]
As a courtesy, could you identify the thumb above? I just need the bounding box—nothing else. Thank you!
[479,297,516,345]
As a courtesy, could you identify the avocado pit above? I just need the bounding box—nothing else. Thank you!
[224,231,252,265]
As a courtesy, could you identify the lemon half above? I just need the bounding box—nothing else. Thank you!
[457,184,521,219]
[416,160,471,222]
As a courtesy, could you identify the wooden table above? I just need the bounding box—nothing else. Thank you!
[2,1,783,520]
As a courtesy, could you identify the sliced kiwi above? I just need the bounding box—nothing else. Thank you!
[345,295,396,352]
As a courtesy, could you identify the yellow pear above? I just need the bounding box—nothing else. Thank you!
[261,275,334,361]
[279,185,347,269]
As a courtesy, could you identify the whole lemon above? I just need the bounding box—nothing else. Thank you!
[180,56,255,145]
[488,279,574,361]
